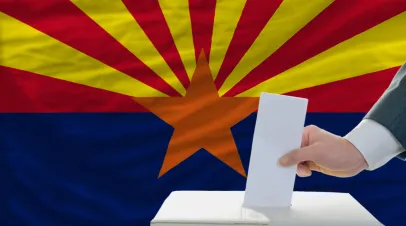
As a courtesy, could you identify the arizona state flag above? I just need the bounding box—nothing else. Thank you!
[1,0,406,225]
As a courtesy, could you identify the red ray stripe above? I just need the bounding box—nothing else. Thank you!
[287,67,399,113]
[0,66,148,113]
[189,0,216,61]
[0,0,180,96]
[122,0,190,89]
[213,0,283,90]
[0,66,395,113]
[225,0,406,96]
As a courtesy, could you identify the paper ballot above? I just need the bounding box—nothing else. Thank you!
[243,92,308,208]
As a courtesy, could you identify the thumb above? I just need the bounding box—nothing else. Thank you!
[279,146,317,166]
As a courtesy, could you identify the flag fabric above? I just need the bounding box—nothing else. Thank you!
[1,0,406,225]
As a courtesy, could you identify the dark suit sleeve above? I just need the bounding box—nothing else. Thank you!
[365,63,406,160]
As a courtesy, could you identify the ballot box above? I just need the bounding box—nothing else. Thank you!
[150,190,383,226]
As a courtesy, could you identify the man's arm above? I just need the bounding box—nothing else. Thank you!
[279,63,406,177]
[346,63,406,170]
[345,119,403,170]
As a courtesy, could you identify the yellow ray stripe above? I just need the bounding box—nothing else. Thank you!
[71,0,185,96]
[209,0,247,79]
[158,0,196,80]
[218,0,333,96]
[0,12,165,97]
[240,11,406,97]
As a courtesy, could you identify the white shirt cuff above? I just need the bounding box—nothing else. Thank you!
[344,119,403,171]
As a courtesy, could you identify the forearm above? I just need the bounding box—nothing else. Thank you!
[345,119,403,170]
[345,63,406,170]
[365,63,406,153]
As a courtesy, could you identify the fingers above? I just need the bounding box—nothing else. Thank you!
[306,161,322,172]
[296,162,322,177]
[300,125,312,147]
[296,162,338,177]
[279,125,321,167]
[306,162,354,178]
[301,125,320,147]
[297,162,311,177]
[279,146,318,166]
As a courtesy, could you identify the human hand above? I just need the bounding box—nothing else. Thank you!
[278,125,368,178]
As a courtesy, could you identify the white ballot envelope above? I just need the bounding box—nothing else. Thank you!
[243,92,308,208]
[150,93,383,226]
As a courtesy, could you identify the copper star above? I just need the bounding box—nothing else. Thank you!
[134,51,259,177]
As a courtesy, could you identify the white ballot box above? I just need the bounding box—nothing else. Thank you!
[150,93,382,226]
[150,190,383,226]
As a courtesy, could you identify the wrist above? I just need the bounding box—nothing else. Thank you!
[345,119,403,171]
[343,138,368,171]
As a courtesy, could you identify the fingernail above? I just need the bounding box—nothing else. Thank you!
[298,168,311,177]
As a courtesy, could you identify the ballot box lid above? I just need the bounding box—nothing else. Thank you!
[150,191,382,226]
